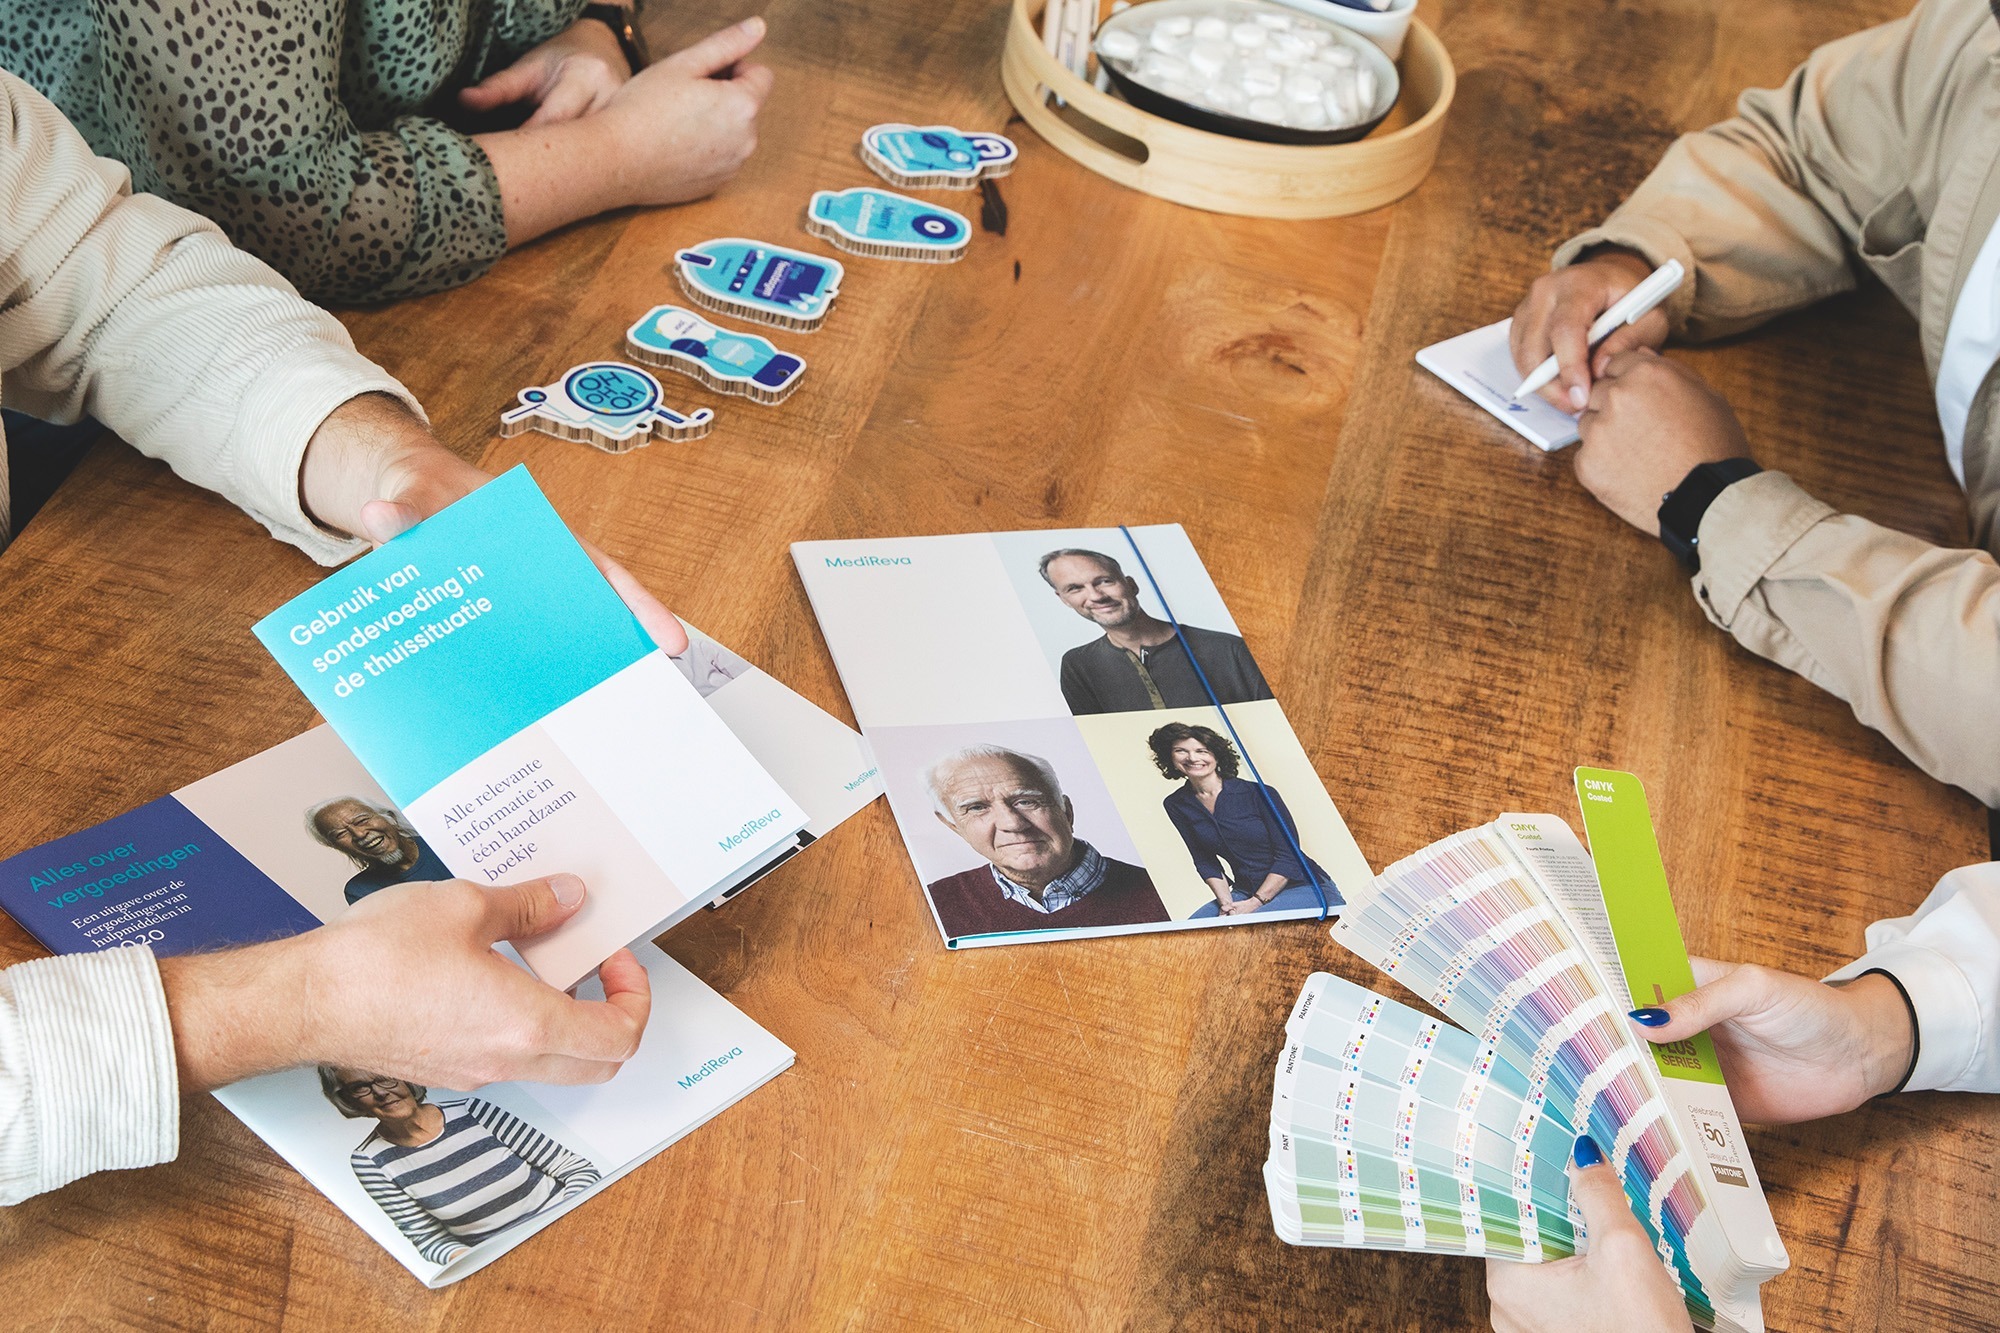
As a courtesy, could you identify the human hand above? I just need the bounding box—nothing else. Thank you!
[458,16,634,127]
[1573,350,1751,536]
[299,394,689,654]
[1509,248,1667,411]
[1626,958,1914,1124]
[1221,895,1262,915]
[1485,1137,1692,1333]
[160,874,652,1093]
[594,16,773,208]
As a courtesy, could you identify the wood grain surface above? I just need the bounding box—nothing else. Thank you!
[1,0,1991,1328]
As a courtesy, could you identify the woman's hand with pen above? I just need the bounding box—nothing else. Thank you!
[1510,247,1669,410]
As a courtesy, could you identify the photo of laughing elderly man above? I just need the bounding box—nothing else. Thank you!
[1039,548,1273,716]
[923,744,1170,938]
[308,797,454,905]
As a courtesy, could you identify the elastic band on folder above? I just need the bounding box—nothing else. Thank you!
[1117,525,1330,919]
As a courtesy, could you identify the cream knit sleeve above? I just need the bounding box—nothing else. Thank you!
[0,69,423,564]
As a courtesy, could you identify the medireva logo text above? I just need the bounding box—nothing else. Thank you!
[678,1047,746,1090]
[823,555,912,568]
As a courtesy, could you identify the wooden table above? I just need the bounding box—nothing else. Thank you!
[2,0,1992,1327]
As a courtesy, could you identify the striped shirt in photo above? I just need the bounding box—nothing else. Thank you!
[350,1097,599,1265]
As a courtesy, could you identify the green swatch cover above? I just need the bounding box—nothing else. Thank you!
[1573,767,1726,1086]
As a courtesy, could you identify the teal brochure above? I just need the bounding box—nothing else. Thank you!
[254,467,807,986]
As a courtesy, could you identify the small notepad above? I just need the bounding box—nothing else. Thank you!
[1415,319,1580,451]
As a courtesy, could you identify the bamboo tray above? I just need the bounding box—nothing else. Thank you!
[1001,0,1455,218]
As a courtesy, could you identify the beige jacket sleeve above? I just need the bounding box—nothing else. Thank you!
[0,69,421,563]
[1544,4,2000,805]
[1551,8,1925,341]
[1694,472,2000,806]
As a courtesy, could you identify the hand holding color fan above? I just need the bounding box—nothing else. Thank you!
[1265,774,1790,1333]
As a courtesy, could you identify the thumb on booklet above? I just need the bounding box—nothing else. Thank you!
[483,872,588,943]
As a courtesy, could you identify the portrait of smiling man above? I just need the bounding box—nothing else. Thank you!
[1039,548,1274,716]
[308,796,454,906]
[922,744,1170,939]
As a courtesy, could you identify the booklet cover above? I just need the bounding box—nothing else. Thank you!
[254,467,810,987]
[0,624,878,959]
[791,524,1370,947]
[218,940,789,1287]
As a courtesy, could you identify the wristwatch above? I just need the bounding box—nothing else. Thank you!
[1657,457,1762,572]
[581,1,650,72]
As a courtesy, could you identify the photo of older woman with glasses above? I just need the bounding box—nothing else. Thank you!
[1147,721,1342,917]
[319,1067,600,1266]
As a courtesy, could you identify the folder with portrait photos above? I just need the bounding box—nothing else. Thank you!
[792,524,1372,947]
[0,622,882,1286]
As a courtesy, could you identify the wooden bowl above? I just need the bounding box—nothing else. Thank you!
[1001,0,1455,219]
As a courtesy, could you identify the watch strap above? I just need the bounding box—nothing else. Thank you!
[580,2,650,71]
[1657,457,1762,572]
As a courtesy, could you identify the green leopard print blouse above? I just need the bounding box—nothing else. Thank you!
[2,1,587,304]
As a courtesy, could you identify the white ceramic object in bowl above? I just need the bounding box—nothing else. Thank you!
[1272,0,1415,60]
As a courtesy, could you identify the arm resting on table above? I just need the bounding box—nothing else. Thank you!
[1692,470,2000,806]
[0,69,420,562]
[1552,6,1938,340]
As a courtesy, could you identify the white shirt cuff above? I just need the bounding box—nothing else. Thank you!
[3,948,179,1202]
[1828,939,1983,1093]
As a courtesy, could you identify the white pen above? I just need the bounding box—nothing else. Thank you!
[1511,258,1685,402]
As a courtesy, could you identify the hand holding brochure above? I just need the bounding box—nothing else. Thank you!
[254,467,808,987]
[1268,771,1787,1333]
[0,616,883,1285]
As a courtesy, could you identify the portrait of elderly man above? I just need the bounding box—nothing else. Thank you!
[1039,548,1274,716]
[308,797,454,906]
[923,744,1170,938]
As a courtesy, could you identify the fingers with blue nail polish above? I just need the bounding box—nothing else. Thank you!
[1629,1007,1672,1027]
[1572,1135,1605,1169]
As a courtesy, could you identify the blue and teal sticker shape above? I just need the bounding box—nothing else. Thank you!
[805,187,971,264]
[625,305,805,405]
[860,123,1018,190]
[674,238,844,332]
[500,361,714,453]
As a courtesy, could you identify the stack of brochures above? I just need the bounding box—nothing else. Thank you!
[1266,772,1790,1333]
[792,524,1372,947]
[0,468,883,1284]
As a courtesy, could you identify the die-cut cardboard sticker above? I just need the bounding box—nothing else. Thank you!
[805,188,971,264]
[625,305,806,406]
[674,238,844,332]
[860,123,1018,190]
[499,362,715,453]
